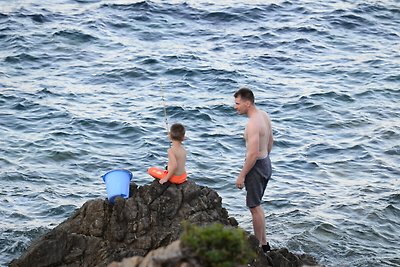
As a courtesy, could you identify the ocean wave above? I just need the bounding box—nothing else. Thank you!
[53,29,97,43]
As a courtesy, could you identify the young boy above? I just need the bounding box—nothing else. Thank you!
[148,123,187,184]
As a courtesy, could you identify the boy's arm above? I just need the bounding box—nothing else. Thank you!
[160,149,177,184]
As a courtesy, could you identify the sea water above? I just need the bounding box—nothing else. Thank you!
[0,1,399,266]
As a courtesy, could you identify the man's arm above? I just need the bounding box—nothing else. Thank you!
[267,113,273,154]
[236,121,259,188]
[268,129,273,154]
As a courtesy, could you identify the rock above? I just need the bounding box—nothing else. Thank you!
[107,240,200,267]
[9,180,321,267]
[106,237,321,267]
[9,181,237,267]
[247,235,321,267]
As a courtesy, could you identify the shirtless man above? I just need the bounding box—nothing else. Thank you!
[234,87,273,253]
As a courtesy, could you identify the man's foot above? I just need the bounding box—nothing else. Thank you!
[262,242,271,253]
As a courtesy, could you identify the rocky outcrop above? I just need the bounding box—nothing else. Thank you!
[10,180,237,267]
[9,180,320,267]
[107,237,320,267]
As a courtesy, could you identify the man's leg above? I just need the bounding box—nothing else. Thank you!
[250,205,271,252]
[250,205,267,245]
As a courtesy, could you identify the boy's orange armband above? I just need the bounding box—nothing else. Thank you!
[148,167,187,184]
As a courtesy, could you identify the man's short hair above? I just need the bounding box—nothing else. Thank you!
[234,87,255,104]
[170,123,185,141]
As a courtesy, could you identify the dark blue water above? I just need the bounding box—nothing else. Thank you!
[1,1,399,266]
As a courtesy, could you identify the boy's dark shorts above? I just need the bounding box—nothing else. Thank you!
[245,155,272,208]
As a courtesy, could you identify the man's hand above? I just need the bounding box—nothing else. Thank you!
[236,176,245,190]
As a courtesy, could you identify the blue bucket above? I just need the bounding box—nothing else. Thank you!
[102,169,132,203]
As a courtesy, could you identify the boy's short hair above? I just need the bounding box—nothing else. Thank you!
[170,123,185,141]
[234,87,255,104]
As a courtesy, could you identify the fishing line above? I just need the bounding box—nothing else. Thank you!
[160,81,171,169]
[160,81,169,137]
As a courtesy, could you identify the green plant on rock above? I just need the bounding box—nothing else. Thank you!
[181,222,256,267]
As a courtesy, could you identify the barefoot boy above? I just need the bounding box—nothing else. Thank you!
[148,123,187,184]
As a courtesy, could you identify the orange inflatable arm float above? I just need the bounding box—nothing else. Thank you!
[148,167,187,184]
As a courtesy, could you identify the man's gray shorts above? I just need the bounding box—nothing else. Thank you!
[244,155,272,208]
